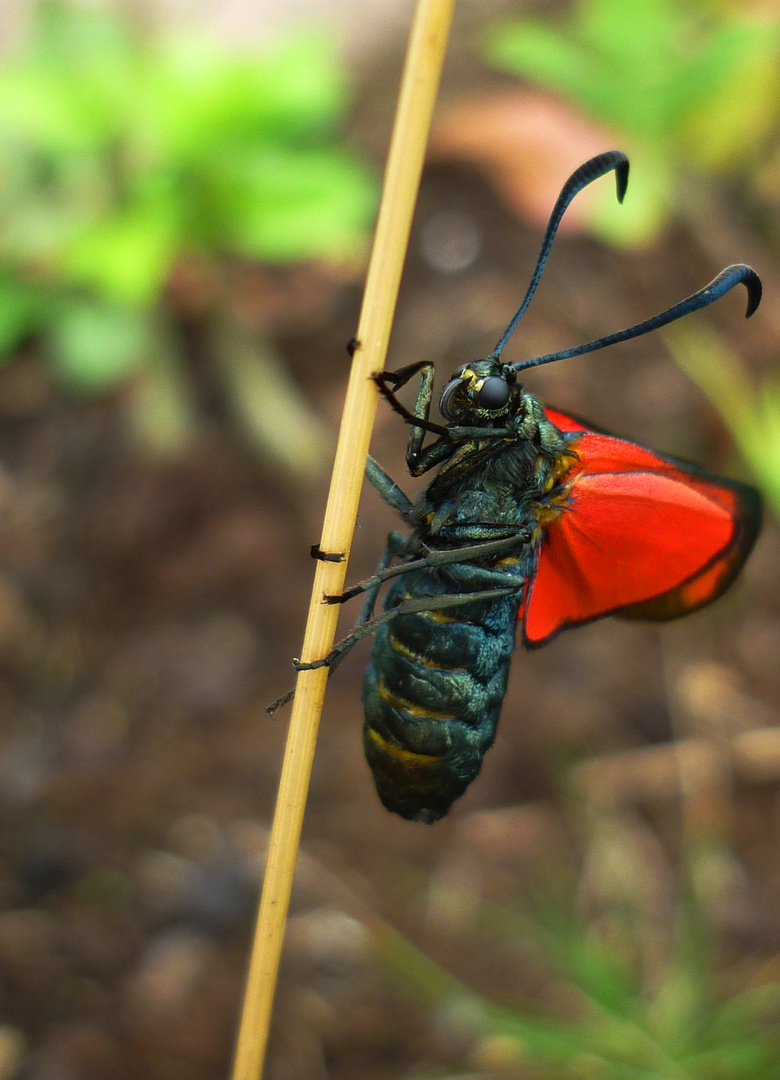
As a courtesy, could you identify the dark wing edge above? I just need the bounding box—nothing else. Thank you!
[522,410,762,647]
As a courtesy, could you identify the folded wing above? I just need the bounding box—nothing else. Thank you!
[524,410,761,647]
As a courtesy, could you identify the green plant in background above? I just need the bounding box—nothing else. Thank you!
[484,0,780,246]
[0,1,377,467]
[377,846,780,1079]
[663,323,780,522]
[484,0,780,520]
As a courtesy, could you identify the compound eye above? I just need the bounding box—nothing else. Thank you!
[439,377,466,420]
[476,376,509,410]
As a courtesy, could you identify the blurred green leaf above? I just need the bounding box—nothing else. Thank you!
[664,322,780,521]
[485,0,780,246]
[143,32,347,157]
[533,912,641,1021]
[48,300,150,391]
[61,199,182,305]
[680,28,780,171]
[0,278,50,354]
[33,0,136,72]
[0,0,376,456]
[204,145,376,261]
[486,0,780,145]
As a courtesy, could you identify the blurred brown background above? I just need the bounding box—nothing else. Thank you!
[0,1,779,1078]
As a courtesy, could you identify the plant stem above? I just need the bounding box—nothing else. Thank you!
[128,327,197,454]
[229,2,456,1078]
[663,322,780,518]
[212,314,333,484]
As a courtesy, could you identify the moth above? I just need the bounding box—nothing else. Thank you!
[298,151,762,823]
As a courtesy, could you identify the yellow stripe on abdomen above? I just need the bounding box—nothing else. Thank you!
[388,632,439,668]
[419,608,457,624]
[376,678,457,721]
[365,727,441,766]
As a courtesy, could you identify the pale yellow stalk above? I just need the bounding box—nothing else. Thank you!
[230,2,456,1077]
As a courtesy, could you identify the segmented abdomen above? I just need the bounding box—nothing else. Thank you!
[362,566,521,823]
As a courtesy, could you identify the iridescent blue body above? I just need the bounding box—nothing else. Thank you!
[362,576,522,823]
[362,394,573,823]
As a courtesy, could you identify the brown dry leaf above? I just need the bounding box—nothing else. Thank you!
[431,90,618,231]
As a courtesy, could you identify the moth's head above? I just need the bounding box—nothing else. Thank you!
[439,359,518,422]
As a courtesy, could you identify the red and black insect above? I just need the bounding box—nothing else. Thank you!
[298,151,762,823]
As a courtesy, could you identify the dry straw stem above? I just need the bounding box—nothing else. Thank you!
[230,2,456,1078]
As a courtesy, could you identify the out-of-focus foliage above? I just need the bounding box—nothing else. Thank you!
[483,0,780,522]
[0,1,376,422]
[381,851,780,1079]
[484,0,780,245]
[665,323,780,521]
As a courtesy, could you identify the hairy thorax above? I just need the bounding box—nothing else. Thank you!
[417,396,575,540]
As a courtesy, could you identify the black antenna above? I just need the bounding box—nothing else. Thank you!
[510,264,762,374]
[492,150,629,359]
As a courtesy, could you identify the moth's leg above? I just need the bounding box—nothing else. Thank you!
[310,545,346,563]
[328,529,531,605]
[441,558,526,592]
[267,534,527,716]
[395,361,440,471]
[294,585,519,673]
[308,457,412,569]
[267,531,411,717]
[267,689,295,719]
[375,364,523,476]
[365,456,414,517]
[374,362,445,443]
[374,363,461,477]
[353,531,411,628]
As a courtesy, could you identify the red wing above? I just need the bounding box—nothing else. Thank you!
[522,419,761,647]
[543,407,589,434]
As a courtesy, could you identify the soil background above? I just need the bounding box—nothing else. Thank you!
[1,11,780,1080]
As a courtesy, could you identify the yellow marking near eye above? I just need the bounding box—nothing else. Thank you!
[366,727,441,766]
[376,678,457,721]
